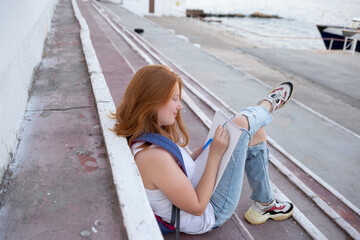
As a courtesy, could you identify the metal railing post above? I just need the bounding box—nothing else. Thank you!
[329,38,334,50]
[343,37,348,51]
[351,39,357,56]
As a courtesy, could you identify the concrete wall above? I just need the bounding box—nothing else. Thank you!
[123,0,186,17]
[0,0,58,178]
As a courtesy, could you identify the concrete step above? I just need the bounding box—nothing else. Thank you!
[0,0,127,239]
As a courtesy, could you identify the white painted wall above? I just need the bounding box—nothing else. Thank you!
[161,0,186,17]
[122,0,148,17]
[0,0,58,178]
[122,0,186,17]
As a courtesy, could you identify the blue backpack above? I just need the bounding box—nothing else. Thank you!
[131,132,187,238]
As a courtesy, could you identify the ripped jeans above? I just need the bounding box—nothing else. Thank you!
[210,106,274,228]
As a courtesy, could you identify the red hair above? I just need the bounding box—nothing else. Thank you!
[112,65,189,146]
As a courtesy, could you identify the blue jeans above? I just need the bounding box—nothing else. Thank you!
[210,106,274,228]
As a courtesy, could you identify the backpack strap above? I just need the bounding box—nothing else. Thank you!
[132,132,187,176]
[132,133,186,237]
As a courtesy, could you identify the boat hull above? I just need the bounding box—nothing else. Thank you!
[317,25,360,52]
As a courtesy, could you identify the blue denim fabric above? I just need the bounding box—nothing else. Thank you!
[210,106,273,228]
[239,106,273,137]
[245,142,273,204]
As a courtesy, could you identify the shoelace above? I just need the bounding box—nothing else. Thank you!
[270,91,287,111]
[272,90,286,102]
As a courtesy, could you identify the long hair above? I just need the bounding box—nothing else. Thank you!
[111,65,189,147]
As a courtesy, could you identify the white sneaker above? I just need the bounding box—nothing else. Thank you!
[244,198,294,225]
[258,82,294,112]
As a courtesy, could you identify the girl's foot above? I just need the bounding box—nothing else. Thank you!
[258,82,294,113]
[244,198,294,225]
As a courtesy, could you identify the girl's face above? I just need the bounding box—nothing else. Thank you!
[157,83,183,126]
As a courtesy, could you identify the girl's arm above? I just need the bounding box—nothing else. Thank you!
[136,126,229,216]
[190,146,204,160]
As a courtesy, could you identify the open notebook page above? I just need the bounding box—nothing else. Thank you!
[191,110,242,192]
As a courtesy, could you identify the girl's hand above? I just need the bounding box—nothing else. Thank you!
[209,125,229,160]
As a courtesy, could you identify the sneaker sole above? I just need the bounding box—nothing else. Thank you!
[268,81,294,110]
[244,206,294,225]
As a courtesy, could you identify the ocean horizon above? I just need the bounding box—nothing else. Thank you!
[186,0,360,49]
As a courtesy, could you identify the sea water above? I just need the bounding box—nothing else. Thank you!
[186,0,360,49]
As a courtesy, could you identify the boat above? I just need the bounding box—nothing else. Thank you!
[317,18,360,52]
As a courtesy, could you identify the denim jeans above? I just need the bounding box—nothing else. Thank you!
[210,106,274,228]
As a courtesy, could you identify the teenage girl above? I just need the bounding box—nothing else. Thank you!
[112,65,294,234]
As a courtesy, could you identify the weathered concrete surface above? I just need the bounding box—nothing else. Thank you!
[0,0,58,180]
[241,48,360,105]
[0,0,127,239]
[98,4,360,209]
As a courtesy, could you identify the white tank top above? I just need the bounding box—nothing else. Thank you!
[131,142,215,234]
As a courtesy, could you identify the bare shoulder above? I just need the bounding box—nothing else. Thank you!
[134,146,201,215]
[135,146,181,173]
[135,146,175,165]
[134,146,181,189]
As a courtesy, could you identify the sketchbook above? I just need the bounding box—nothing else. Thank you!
[192,110,243,192]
